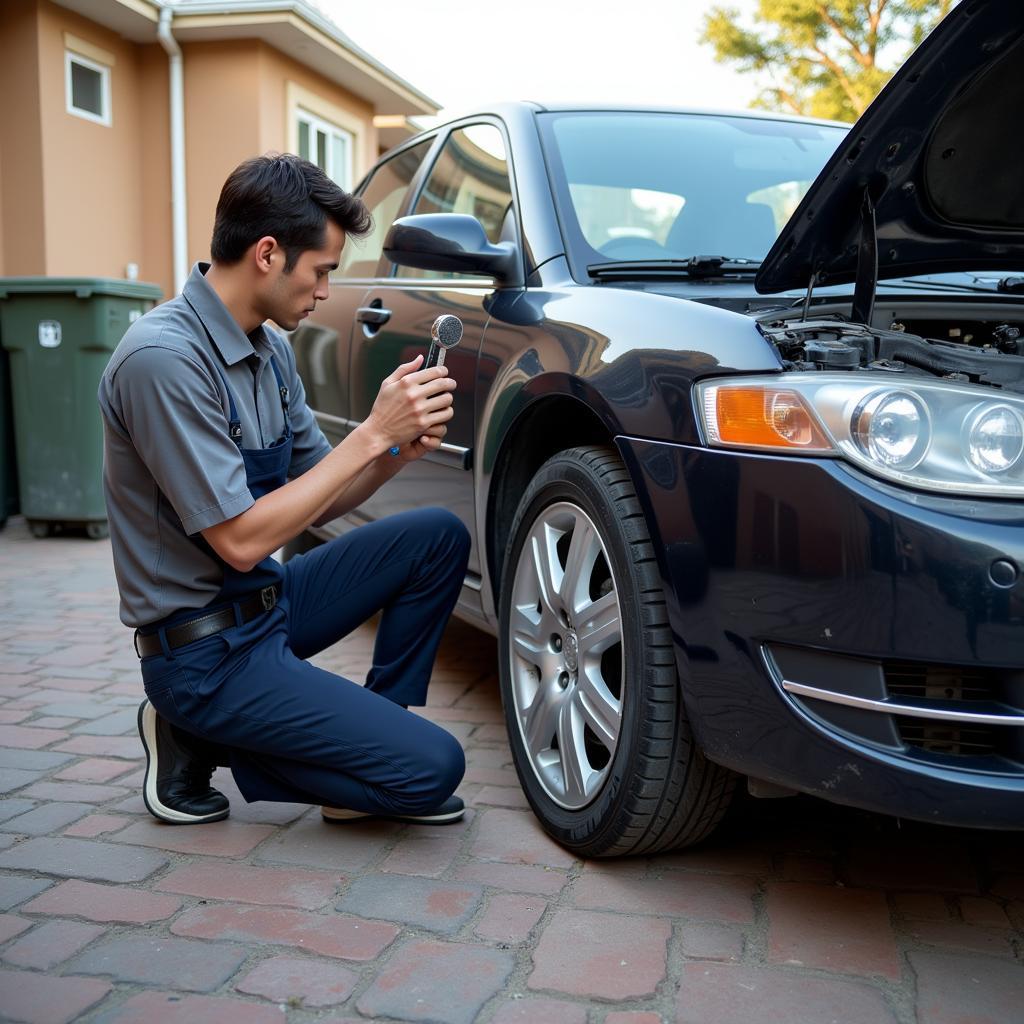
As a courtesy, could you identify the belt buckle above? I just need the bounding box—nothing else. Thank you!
[260,586,276,612]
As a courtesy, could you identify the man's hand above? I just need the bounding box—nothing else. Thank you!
[365,354,456,456]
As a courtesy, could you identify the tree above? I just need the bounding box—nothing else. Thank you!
[701,1,958,122]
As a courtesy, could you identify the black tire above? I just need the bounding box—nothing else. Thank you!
[498,445,737,857]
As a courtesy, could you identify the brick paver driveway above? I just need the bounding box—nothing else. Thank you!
[0,516,1020,1023]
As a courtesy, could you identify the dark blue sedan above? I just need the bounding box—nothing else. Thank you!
[294,0,1024,855]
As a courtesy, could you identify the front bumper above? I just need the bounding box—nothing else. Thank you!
[617,436,1024,829]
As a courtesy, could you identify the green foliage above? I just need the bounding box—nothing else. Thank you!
[701,1,957,122]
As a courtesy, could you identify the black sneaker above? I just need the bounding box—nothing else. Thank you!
[322,794,465,826]
[137,699,229,825]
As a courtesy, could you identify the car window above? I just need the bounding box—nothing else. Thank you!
[396,124,514,280]
[336,139,432,278]
[539,112,846,267]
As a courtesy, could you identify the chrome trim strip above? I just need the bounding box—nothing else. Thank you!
[329,415,471,469]
[782,680,1024,727]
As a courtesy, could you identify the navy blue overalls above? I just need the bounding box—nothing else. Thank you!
[138,338,469,816]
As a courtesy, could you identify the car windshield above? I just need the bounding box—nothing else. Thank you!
[538,111,846,275]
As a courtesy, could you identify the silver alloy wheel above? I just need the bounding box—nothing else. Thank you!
[508,501,624,810]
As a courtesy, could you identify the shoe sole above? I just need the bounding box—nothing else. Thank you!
[137,701,229,826]
[322,807,464,826]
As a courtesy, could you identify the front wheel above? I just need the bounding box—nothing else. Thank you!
[498,446,736,857]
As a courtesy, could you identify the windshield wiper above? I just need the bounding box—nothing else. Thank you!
[587,256,762,279]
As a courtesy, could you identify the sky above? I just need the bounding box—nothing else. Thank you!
[317,0,769,125]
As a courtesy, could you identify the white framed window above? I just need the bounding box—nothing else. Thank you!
[65,50,111,126]
[296,108,353,190]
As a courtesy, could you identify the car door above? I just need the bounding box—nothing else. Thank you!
[348,122,519,593]
[294,138,435,448]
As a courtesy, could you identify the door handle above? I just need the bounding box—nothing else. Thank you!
[356,305,392,325]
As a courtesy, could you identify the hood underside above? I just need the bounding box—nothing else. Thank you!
[756,0,1024,295]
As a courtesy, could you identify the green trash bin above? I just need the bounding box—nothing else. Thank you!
[0,343,18,529]
[0,277,162,538]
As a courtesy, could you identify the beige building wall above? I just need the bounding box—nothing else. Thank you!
[137,43,173,300]
[0,2,389,297]
[37,0,147,284]
[0,0,47,276]
[181,40,263,268]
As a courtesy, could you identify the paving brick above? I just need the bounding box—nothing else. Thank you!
[356,938,514,1024]
[462,764,520,787]
[72,709,140,735]
[337,873,483,935]
[454,860,569,896]
[380,833,462,877]
[604,1014,664,1024]
[0,748,73,771]
[573,870,755,924]
[34,676,109,693]
[0,725,69,748]
[0,968,110,1023]
[471,809,576,868]
[22,879,182,923]
[63,813,130,838]
[67,933,249,991]
[676,963,898,1024]
[172,903,399,960]
[34,645,109,669]
[766,882,901,980]
[474,786,531,809]
[2,919,106,968]
[958,896,1012,929]
[991,874,1024,900]
[53,758,138,783]
[0,769,45,793]
[475,892,546,944]
[679,922,745,962]
[528,909,670,1000]
[20,780,129,803]
[659,846,772,876]
[0,799,36,823]
[255,814,400,870]
[0,802,92,835]
[0,873,53,911]
[844,843,979,893]
[53,735,141,758]
[906,919,1016,958]
[777,854,837,883]
[0,711,29,724]
[912,951,1023,1024]
[0,835,18,851]
[111,819,275,857]
[27,716,78,728]
[893,891,951,921]
[0,837,168,882]
[93,991,286,1024]
[489,997,588,1024]
[156,862,341,910]
[0,913,32,943]
[234,954,359,1007]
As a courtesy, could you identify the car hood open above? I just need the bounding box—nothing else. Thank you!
[756,0,1024,296]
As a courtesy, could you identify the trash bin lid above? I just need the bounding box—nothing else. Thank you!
[0,277,162,301]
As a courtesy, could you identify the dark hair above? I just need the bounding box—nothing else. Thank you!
[210,153,372,270]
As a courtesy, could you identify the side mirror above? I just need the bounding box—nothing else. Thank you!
[383,214,521,284]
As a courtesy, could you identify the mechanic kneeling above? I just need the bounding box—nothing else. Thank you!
[98,154,469,827]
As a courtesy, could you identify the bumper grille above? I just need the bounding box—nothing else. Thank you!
[765,645,1024,772]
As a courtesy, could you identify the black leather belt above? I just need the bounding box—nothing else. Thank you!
[134,585,279,658]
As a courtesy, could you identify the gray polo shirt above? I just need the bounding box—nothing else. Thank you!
[99,262,333,627]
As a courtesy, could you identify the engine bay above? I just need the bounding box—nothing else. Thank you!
[759,310,1024,395]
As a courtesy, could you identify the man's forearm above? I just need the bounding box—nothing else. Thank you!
[311,452,403,526]
[202,422,388,571]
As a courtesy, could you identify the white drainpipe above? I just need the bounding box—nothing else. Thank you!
[157,5,188,294]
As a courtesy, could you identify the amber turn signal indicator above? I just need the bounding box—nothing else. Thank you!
[703,384,833,452]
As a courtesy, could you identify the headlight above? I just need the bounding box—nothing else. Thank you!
[853,390,930,469]
[966,404,1024,474]
[696,373,1024,497]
